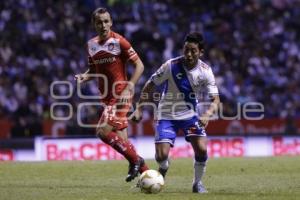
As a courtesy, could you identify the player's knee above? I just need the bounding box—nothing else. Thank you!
[195,153,208,163]
[199,148,207,155]
[197,148,207,158]
[195,146,208,162]
[155,151,168,162]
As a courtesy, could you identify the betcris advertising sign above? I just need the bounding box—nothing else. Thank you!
[31,136,300,161]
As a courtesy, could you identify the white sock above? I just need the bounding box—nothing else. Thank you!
[158,159,169,170]
[193,160,206,184]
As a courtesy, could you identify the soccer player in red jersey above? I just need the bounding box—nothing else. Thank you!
[75,7,148,182]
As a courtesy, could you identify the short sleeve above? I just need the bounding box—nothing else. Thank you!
[119,37,139,62]
[206,67,219,95]
[150,62,170,86]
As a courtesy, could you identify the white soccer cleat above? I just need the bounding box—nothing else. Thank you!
[192,182,208,193]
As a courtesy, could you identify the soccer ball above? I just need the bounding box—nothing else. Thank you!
[139,169,164,194]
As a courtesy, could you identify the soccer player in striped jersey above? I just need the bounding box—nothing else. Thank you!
[132,32,220,193]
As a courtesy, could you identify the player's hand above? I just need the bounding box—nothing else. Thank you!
[130,108,143,123]
[199,113,210,128]
[74,73,89,84]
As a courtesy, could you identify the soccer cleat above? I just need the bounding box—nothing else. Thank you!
[158,167,168,178]
[125,157,145,182]
[192,182,208,193]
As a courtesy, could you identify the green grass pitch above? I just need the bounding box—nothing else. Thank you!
[0,157,300,200]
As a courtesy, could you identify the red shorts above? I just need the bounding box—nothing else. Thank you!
[98,102,132,130]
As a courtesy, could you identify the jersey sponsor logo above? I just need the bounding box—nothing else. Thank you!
[176,73,183,79]
[93,57,116,64]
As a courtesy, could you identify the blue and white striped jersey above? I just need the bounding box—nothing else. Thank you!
[150,56,219,120]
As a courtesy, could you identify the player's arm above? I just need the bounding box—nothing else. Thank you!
[199,94,220,127]
[118,36,145,102]
[137,79,156,107]
[131,62,169,122]
[131,79,156,122]
[119,57,144,103]
[129,58,144,86]
[199,67,220,127]
[75,49,96,83]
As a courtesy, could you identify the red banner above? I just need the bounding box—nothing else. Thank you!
[206,119,289,135]
[39,118,300,136]
[2,136,300,161]
[0,118,299,138]
[273,136,300,156]
[0,150,14,161]
[132,119,300,136]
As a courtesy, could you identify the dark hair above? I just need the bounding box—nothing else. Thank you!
[91,7,111,23]
[184,32,204,50]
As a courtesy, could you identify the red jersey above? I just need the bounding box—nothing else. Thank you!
[87,31,139,105]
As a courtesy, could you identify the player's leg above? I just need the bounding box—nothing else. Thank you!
[116,102,149,180]
[96,105,147,182]
[116,126,128,141]
[116,128,149,181]
[155,142,171,178]
[96,123,136,162]
[190,136,208,193]
[154,120,176,178]
[183,117,208,193]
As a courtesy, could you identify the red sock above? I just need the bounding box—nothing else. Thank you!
[127,142,149,173]
[101,131,139,164]
[139,163,149,173]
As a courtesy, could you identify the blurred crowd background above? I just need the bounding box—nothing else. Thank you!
[0,0,299,138]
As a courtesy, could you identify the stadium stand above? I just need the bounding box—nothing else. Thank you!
[0,0,299,138]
